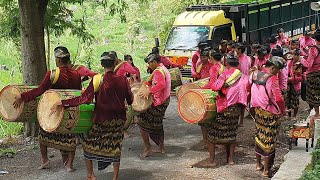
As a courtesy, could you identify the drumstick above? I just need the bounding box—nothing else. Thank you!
[245,107,256,122]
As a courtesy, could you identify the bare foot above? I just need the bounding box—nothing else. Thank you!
[228,159,235,165]
[64,161,75,172]
[37,161,49,170]
[192,160,217,168]
[140,147,153,158]
[87,175,97,180]
[256,163,263,171]
[262,171,269,178]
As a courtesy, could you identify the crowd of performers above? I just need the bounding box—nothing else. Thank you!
[10,27,320,179]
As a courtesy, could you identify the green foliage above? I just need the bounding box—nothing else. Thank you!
[300,138,320,180]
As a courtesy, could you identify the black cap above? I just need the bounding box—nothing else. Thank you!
[144,53,160,63]
[226,54,239,64]
[258,47,268,56]
[101,53,116,61]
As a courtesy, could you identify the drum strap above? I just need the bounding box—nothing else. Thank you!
[146,66,166,84]
[93,74,104,92]
[114,61,125,73]
[218,65,225,75]
[252,71,279,112]
[196,64,202,74]
[224,69,242,87]
[50,68,60,84]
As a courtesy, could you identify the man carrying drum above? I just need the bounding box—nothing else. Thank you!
[196,54,248,168]
[13,46,81,172]
[138,54,171,157]
[51,52,133,180]
[249,56,286,178]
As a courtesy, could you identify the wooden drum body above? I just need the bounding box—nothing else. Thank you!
[176,78,209,100]
[0,85,38,122]
[38,90,94,134]
[131,83,153,113]
[178,89,217,124]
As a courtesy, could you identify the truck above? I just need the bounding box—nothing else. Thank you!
[163,0,319,81]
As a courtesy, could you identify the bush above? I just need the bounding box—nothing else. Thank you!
[300,138,320,180]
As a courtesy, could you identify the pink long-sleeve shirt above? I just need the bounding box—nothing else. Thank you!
[160,56,179,68]
[212,68,248,113]
[196,61,213,79]
[115,61,139,77]
[254,57,268,69]
[202,62,224,89]
[238,54,251,75]
[278,65,288,91]
[301,45,320,74]
[249,68,285,115]
[191,50,200,77]
[299,36,315,54]
[277,36,289,47]
[287,60,302,92]
[145,64,171,106]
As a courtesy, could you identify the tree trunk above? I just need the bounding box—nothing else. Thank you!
[46,26,50,70]
[18,0,49,137]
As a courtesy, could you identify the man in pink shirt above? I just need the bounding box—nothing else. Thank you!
[110,51,139,78]
[202,50,224,89]
[235,43,251,76]
[194,48,213,149]
[151,47,181,69]
[194,49,213,80]
[301,29,320,118]
[139,54,171,157]
[299,30,315,55]
[249,56,285,178]
[191,42,209,79]
[269,34,279,50]
[287,49,303,119]
[271,47,288,101]
[235,43,251,126]
[277,28,289,47]
[252,47,268,71]
[196,54,248,168]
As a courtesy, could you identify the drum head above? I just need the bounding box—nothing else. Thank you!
[176,83,201,100]
[0,86,24,121]
[38,90,64,133]
[131,83,153,112]
[178,90,205,124]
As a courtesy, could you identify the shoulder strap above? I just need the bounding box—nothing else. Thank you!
[218,65,225,75]
[252,71,273,86]
[196,64,203,74]
[225,69,242,87]
[50,68,60,84]
[114,61,125,73]
[93,74,104,93]
[146,66,166,84]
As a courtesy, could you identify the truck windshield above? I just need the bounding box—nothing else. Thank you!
[165,26,209,51]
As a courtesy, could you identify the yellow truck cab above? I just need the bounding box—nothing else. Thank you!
[164,0,318,80]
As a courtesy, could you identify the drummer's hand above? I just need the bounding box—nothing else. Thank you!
[49,101,63,117]
[139,88,150,99]
[13,94,23,109]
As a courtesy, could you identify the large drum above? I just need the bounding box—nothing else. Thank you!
[178,89,217,124]
[176,78,209,100]
[169,67,183,91]
[131,83,153,113]
[38,89,94,134]
[0,85,38,122]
